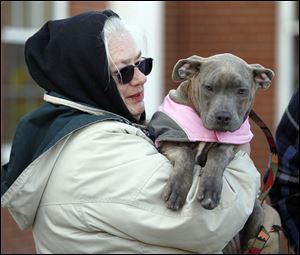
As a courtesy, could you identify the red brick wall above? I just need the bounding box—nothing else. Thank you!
[1,208,35,253]
[165,1,277,180]
[70,1,107,16]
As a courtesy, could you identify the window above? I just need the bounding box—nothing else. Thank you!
[293,1,299,91]
[276,1,299,124]
[1,1,68,164]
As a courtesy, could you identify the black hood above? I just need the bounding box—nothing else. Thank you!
[25,9,143,123]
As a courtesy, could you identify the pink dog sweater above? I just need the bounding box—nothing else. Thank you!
[149,94,253,146]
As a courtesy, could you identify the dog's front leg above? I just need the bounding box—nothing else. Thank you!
[196,144,235,209]
[161,142,197,211]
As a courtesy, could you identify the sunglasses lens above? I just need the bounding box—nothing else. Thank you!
[118,66,134,84]
[116,58,153,84]
[138,58,153,76]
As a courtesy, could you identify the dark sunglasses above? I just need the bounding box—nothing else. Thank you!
[112,57,153,84]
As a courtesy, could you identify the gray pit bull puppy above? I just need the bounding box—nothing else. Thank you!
[149,53,274,211]
[148,53,275,250]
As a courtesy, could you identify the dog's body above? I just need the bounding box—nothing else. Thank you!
[148,53,274,250]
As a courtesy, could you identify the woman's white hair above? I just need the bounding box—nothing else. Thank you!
[102,16,147,77]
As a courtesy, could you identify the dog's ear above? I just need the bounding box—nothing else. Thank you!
[250,64,275,89]
[169,81,190,105]
[172,55,205,82]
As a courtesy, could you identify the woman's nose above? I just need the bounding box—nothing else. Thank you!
[130,67,147,86]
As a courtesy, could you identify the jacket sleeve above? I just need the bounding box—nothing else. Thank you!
[53,121,261,253]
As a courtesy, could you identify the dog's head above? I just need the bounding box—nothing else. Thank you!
[170,53,274,132]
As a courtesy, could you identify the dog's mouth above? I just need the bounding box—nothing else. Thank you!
[204,120,240,132]
[203,112,243,132]
[207,125,234,132]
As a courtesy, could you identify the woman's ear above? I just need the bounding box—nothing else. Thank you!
[172,55,205,82]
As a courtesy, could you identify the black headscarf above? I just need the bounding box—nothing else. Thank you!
[25,9,143,123]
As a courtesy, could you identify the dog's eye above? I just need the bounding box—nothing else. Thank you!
[238,89,247,94]
[204,85,213,91]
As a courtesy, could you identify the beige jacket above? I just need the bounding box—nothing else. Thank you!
[2,118,260,254]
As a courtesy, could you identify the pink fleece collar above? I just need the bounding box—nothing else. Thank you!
[158,95,253,144]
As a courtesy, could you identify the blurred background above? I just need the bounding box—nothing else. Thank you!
[1,1,299,253]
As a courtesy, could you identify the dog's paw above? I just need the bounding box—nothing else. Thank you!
[162,176,190,211]
[197,176,222,210]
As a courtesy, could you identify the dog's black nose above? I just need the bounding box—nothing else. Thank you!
[215,111,232,125]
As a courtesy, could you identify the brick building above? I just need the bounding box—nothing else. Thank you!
[1,1,298,253]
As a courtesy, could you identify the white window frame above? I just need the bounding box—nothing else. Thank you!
[276,1,299,124]
[1,1,69,45]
